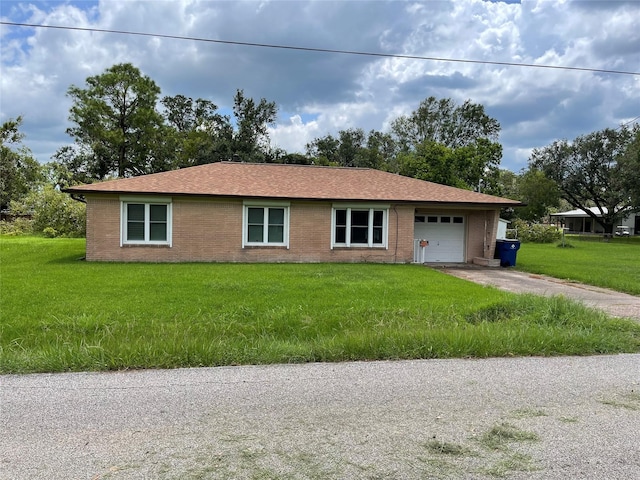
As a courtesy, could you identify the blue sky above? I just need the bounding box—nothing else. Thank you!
[1,0,639,172]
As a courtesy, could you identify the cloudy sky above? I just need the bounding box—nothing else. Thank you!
[1,0,639,172]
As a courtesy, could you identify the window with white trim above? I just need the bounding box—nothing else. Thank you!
[121,199,172,246]
[243,203,289,247]
[332,206,388,248]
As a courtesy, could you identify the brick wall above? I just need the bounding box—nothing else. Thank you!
[84,195,417,263]
[466,209,499,260]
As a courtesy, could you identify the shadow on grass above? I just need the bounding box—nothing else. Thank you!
[47,254,86,264]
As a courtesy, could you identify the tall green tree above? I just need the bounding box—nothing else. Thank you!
[335,128,366,167]
[514,169,560,221]
[391,96,502,189]
[306,129,397,169]
[396,138,501,192]
[618,126,640,209]
[0,117,44,210]
[397,141,458,186]
[306,133,341,165]
[60,63,167,180]
[161,94,232,167]
[530,124,639,234]
[231,89,278,162]
[362,130,397,171]
[391,96,500,150]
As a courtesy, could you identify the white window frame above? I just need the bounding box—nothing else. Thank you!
[331,203,389,248]
[242,201,290,248]
[120,196,172,247]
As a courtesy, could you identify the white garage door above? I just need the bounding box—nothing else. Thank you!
[414,215,465,263]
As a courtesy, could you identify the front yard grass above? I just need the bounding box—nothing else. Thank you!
[1,236,639,374]
[516,236,640,295]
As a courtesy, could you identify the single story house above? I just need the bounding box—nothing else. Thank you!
[66,162,522,264]
[550,207,639,235]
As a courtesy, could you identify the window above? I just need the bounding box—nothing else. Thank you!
[121,199,172,246]
[332,206,388,248]
[243,203,289,247]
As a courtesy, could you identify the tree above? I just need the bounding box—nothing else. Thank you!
[50,146,97,188]
[10,184,85,237]
[278,152,313,165]
[362,130,397,171]
[60,63,167,180]
[391,96,502,189]
[391,96,500,150]
[231,89,277,162]
[0,117,44,210]
[452,138,502,193]
[306,134,340,165]
[332,128,365,167]
[514,169,560,222]
[161,95,232,167]
[396,138,501,192]
[530,124,639,234]
[306,129,397,169]
[398,141,460,186]
[618,126,640,209]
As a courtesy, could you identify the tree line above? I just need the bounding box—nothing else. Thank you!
[1,62,639,236]
[45,63,504,196]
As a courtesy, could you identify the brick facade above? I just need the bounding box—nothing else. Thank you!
[466,208,500,261]
[84,195,427,263]
[73,164,517,264]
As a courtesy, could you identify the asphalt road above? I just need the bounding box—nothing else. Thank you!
[2,355,640,479]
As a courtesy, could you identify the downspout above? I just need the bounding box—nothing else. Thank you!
[393,206,399,262]
[484,212,488,257]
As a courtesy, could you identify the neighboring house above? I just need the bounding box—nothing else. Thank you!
[66,162,521,264]
[550,207,639,235]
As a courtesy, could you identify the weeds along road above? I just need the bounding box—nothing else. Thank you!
[2,355,640,479]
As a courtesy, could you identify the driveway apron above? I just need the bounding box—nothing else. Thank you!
[438,266,640,322]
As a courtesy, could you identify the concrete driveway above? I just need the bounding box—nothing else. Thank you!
[439,266,640,322]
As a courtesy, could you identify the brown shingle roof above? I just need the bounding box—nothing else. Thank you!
[66,162,521,206]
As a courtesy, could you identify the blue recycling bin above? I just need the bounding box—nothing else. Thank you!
[495,239,521,267]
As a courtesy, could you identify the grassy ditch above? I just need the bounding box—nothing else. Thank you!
[1,237,639,373]
[516,235,640,295]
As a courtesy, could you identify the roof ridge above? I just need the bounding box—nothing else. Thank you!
[218,161,372,171]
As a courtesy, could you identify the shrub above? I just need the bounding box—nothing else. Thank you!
[511,219,561,243]
[10,185,85,237]
[0,217,34,236]
[42,227,58,238]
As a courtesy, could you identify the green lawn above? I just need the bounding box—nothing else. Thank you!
[516,236,640,295]
[1,236,639,373]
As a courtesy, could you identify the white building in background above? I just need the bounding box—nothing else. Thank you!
[550,207,638,235]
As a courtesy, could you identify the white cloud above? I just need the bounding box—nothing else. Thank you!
[269,114,319,154]
[1,0,638,171]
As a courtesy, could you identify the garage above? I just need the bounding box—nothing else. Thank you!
[413,214,465,263]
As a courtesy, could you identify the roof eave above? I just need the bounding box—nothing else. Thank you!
[67,188,523,207]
